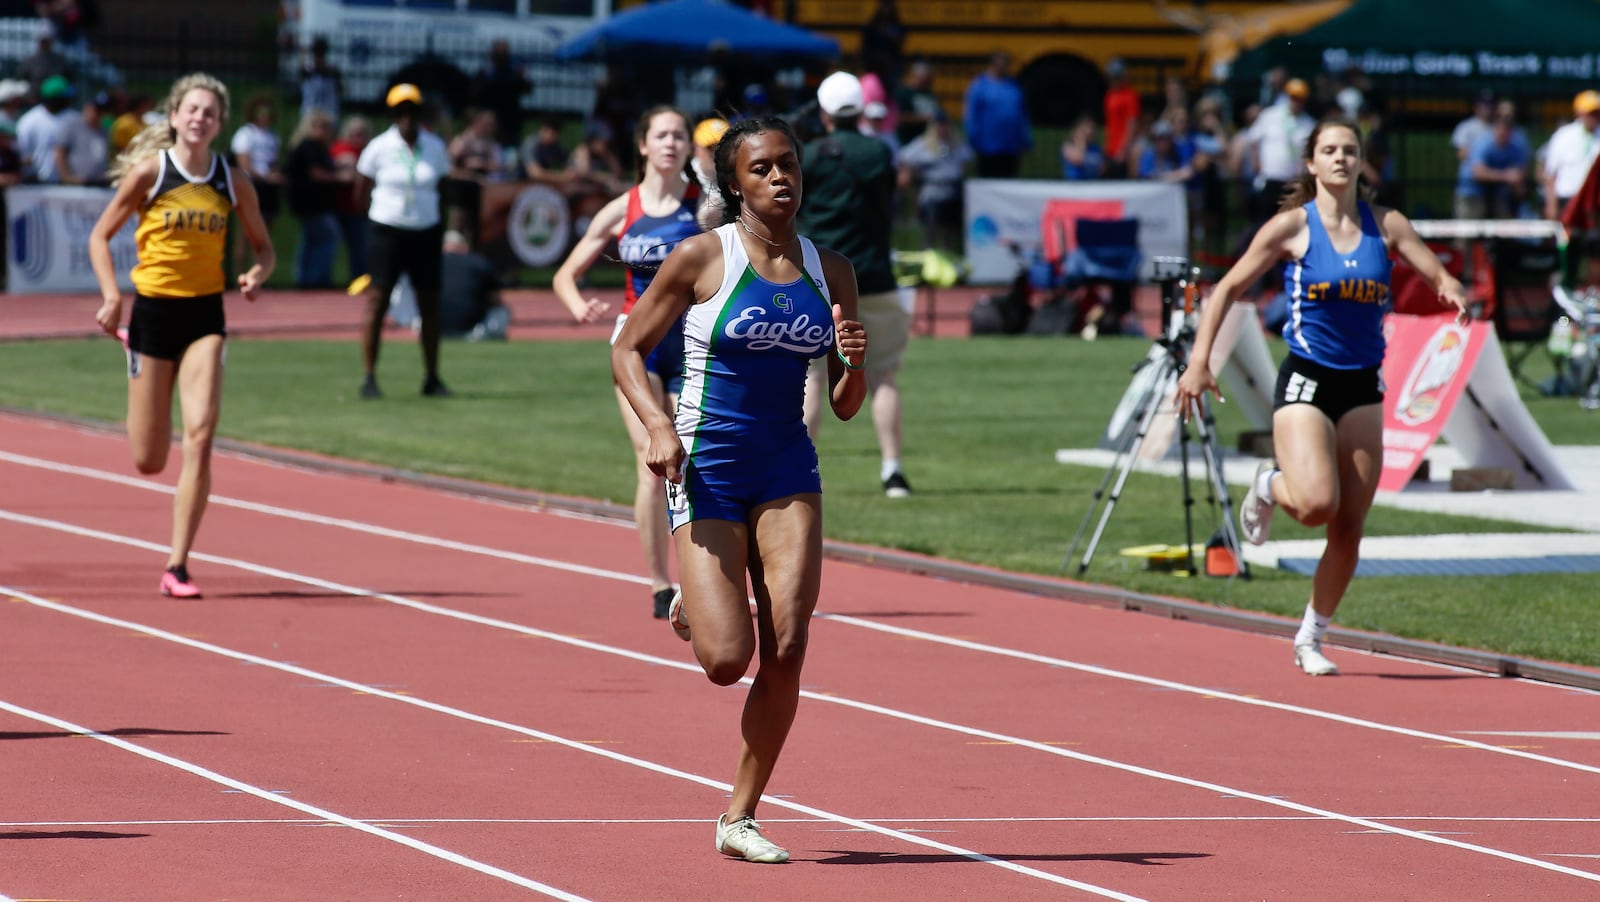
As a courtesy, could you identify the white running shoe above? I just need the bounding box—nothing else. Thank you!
[668,589,690,642]
[1239,459,1277,545]
[1294,642,1339,676]
[716,813,789,863]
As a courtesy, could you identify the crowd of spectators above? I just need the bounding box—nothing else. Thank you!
[16,0,1599,298]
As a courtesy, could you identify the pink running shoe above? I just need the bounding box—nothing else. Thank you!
[159,565,202,599]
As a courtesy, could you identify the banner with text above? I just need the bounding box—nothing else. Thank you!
[963,179,1187,285]
[7,185,137,295]
[1379,314,1576,491]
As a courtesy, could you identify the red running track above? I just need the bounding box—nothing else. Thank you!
[1,411,1598,900]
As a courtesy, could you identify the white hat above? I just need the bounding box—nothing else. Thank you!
[0,79,28,104]
[816,71,863,117]
[864,101,888,119]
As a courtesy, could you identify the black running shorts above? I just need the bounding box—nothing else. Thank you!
[127,293,226,362]
[1273,352,1384,424]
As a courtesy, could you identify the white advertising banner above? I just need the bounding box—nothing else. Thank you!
[7,185,137,295]
[963,179,1188,284]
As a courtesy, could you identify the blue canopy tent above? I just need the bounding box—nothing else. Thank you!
[556,0,839,63]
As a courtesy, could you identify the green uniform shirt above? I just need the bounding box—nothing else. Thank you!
[798,129,897,295]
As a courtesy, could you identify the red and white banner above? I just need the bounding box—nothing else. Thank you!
[1379,313,1577,491]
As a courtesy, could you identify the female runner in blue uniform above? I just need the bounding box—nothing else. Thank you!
[555,105,700,619]
[1176,118,1467,676]
[612,116,867,863]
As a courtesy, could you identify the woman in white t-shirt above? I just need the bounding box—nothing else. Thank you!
[230,94,282,223]
[353,83,452,399]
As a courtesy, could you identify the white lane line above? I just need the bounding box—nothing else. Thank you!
[0,584,1142,900]
[4,527,1599,887]
[3,816,1597,828]
[816,614,1600,777]
[0,451,649,587]
[0,696,587,900]
[1459,732,1600,741]
[4,452,1598,774]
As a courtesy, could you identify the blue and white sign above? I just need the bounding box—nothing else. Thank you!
[7,185,137,295]
[963,179,1188,285]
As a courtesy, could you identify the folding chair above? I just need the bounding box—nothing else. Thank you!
[1490,237,1563,389]
[1061,217,1142,338]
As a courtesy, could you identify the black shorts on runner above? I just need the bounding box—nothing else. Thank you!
[127,293,226,362]
[1273,352,1383,424]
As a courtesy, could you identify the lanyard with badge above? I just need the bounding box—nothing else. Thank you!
[398,137,420,218]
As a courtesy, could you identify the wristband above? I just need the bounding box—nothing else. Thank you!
[836,346,862,370]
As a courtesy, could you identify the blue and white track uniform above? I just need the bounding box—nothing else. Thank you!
[1274,200,1393,421]
[1281,200,1392,369]
[667,223,835,530]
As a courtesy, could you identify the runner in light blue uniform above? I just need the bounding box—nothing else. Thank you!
[668,223,834,529]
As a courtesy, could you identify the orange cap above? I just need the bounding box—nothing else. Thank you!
[1285,78,1309,100]
[1575,90,1600,115]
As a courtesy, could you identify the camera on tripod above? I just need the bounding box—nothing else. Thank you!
[1151,255,1202,341]
[1065,255,1250,580]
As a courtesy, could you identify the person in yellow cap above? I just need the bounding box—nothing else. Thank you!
[690,117,728,228]
[1540,90,1600,222]
[87,72,277,600]
[352,83,453,399]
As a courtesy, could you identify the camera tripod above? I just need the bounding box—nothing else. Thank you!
[1064,258,1251,579]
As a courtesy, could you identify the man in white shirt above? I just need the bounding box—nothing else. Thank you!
[61,90,109,185]
[15,74,74,183]
[1246,77,1313,221]
[1541,90,1600,220]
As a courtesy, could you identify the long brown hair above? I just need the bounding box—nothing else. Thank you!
[632,103,689,183]
[1278,116,1373,212]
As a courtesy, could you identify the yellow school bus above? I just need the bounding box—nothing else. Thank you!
[789,0,1352,124]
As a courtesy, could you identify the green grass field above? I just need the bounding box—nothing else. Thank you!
[2,333,1595,667]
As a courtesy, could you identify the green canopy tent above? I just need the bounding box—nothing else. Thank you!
[1230,0,1600,89]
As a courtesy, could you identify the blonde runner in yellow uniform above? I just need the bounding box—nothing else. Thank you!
[89,72,276,599]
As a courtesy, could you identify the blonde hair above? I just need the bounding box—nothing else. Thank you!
[110,72,231,185]
[289,108,333,149]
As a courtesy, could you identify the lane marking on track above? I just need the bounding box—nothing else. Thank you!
[814,614,1600,776]
[1459,732,1600,741]
[0,584,1143,900]
[0,451,651,587]
[3,526,1599,886]
[2,453,1597,778]
[0,698,587,901]
[3,816,1599,828]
